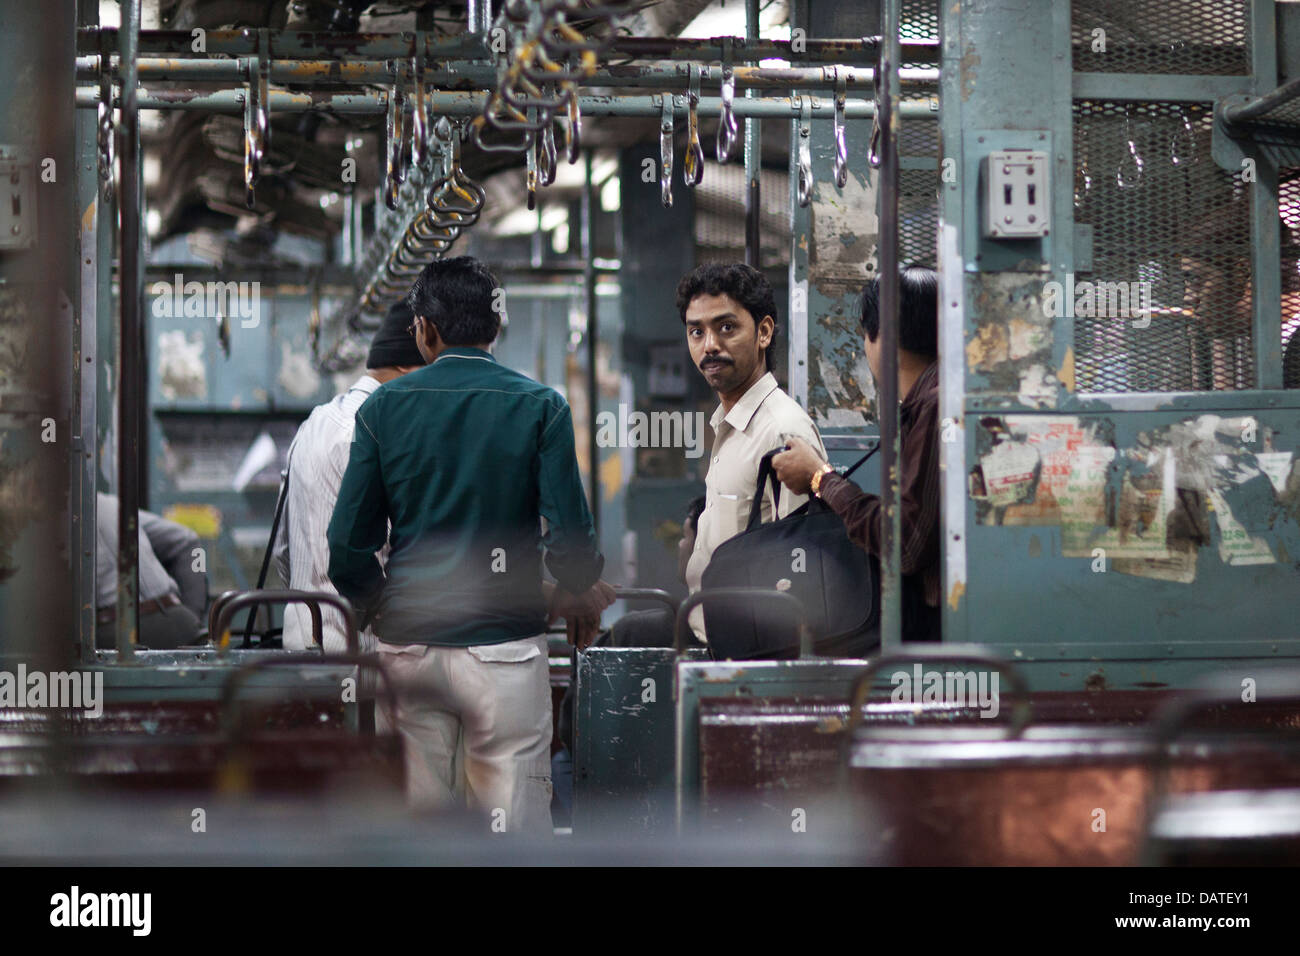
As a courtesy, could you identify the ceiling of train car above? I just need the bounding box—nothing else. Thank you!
[106,0,792,266]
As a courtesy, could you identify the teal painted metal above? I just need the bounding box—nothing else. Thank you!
[939,0,1300,683]
[573,647,707,833]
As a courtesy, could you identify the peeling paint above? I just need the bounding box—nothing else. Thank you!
[156,330,207,401]
[947,579,965,611]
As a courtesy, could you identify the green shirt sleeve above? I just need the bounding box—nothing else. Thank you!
[327,406,389,617]
[537,400,604,593]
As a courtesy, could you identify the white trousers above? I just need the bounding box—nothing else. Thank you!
[376,634,553,836]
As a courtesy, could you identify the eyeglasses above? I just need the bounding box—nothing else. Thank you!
[407,316,421,338]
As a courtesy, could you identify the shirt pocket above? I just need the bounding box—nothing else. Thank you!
[466,636,545,663]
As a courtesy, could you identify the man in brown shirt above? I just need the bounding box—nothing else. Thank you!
[772,265,942,642]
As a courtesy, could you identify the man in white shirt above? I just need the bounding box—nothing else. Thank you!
[273,300,424,652]
[677,263,827,641]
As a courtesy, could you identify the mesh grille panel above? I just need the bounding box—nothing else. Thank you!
[1282,172,1300,388]
[900,168,938,268]
[902,0,938,71]
[1071,0,1250,76]
[1073,99,1253,393]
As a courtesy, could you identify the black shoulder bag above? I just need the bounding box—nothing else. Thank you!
[699,444,880,660]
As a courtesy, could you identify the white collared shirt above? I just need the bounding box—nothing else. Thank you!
[274,374,383,652]
[684,371,827,639]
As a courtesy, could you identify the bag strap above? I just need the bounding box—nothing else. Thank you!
[243,456,290,647]
[842,441,881,479]
[746,440,881,532]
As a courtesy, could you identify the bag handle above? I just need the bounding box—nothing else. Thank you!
[745,440,881,532]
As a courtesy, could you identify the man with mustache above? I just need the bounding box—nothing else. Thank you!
[677,263,827,643]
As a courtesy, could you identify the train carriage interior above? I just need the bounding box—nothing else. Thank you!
[3,0,1300,869]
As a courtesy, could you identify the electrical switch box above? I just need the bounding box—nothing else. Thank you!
[981,150,1049,239]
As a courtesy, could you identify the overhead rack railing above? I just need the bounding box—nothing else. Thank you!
[76,28,939,65]
[77,12,939,383]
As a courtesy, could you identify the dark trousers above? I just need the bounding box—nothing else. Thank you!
[95,603,201,650]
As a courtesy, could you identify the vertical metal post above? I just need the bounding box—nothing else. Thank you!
[877,0,902,651]
[75,0,101,663]
[582,149,600,534]
[744,0,761,267]
[115,0,141,660]
[1250,0,1282,389]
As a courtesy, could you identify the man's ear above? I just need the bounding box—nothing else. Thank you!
[758,314,775,348]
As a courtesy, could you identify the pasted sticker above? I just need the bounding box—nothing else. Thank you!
[1255,451,1294,495]
[979,440,1040,506]
[1207,487,1276,566]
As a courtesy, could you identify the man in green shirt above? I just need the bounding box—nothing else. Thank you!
[328,256,612,834]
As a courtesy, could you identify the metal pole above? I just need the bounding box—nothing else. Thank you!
[582,149,600,536]
[877,0,902,652]
[744,0,761,268]
[115,0,141,661]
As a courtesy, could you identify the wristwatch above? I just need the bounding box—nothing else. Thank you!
[810,463,835,497]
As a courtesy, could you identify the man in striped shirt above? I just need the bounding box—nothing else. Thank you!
[272,300,425,653]
[773,266,942,642]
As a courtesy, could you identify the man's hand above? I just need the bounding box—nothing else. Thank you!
[772,436,827,496]
[548,579,617,649]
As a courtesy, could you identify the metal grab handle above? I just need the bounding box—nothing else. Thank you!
[683,68,703,188]
[796,95,814,207]
[1170,106,1198,168]
[218,652,399,742]
[845,644,1033,737]
[1116,106,1144,189]
[526,111,539,210]
[410,55,428,167]
[537,117,558,186]
[213,589,358,657]
[832,69,849,189]
[867,91,881,168]
[612,586,678,616]
[207,589,245,641]
[659,93,675,207]
[242,48,269,209]
[563,89,581,164]
[715,66,739,162]
[673,587,811,657]
[383,82,406,210]
[97,53,115,203]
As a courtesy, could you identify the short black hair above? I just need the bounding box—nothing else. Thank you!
[860,265,938,359]
[406,256,501,347]
[675,263,779,373]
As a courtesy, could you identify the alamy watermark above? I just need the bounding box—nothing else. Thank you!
[890,665,1000,718]
[594,404,706,459]
[0,664,103,718]
[1041,273,1152,328]
[151,273,261,328]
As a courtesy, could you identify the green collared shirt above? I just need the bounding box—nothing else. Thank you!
[327,347,603,646]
